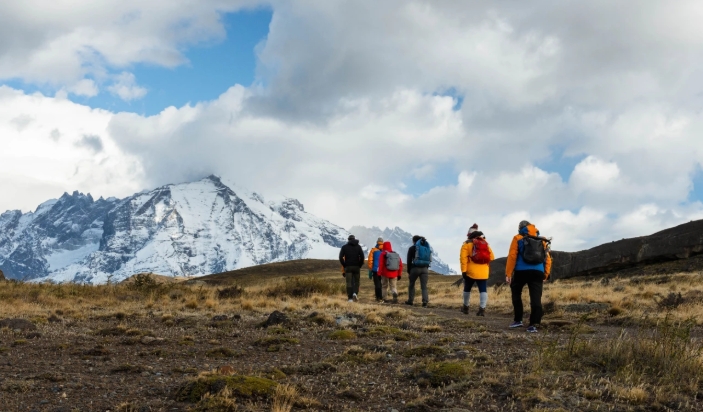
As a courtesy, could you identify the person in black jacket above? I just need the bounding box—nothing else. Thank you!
[339,235,365,302]
[405,235,430,307]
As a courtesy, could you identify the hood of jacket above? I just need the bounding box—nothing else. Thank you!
[519,224,539,237]
[382,241,393,252]
[347,239,360,246]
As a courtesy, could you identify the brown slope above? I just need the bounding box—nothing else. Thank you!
[197,258,446,286]
[488,219,703,285]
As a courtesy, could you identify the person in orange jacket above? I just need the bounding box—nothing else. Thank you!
[505,220,552,333]
[459,224,495,316]
[367,237,385,302]
[377,241,403,303]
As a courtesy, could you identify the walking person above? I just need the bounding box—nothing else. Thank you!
[367,237,385,302]
[459,224,494,316]
[405,235,431,307]
[339,235,365,302]
[378,241,403,303]
[506,221,552,333]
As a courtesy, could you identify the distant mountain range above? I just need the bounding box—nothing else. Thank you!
[349,226,455,274]
[0,176,455,283]
[0,176,349,283]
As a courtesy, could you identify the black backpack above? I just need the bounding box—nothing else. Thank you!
[521,236,549,264]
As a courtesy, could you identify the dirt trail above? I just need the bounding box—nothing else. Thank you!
[366,300,701,339]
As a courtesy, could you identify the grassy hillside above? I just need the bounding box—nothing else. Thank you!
[0,261,701,410]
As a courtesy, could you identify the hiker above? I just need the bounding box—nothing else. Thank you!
[405,235,431,307]
[378,241,403,303]
[339,235,365,302]
[460,224,494,316]
[506,220,552,333]
[367,237,385,302]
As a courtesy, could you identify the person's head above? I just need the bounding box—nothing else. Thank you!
[467,223,478,237]
[518,220,530,232]
[348,235,355,241]
[412,235,421,243]
[376,237,384,245]
[468,231,484,240]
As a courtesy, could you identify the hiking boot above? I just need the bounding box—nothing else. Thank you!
[352,293,358,302]
[422,302,428,308]
[348,299,354,303]
[476,307,485,317]
[509,321,523,328]
[392,293,398,304]
[404,301,413,306]
[461,305,469,314]
[527,325,538,333]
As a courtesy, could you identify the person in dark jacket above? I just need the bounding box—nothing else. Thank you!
[405,235,430,307]
[339,235,365,302]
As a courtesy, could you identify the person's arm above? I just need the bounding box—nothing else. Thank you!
[544,246,552,280]
[378,253,386,277]
[505,236,519,280]
[489,245,495,262]
[406,246,414,274]
[460,242,470,274]
[339,247,346,267]
[368,249,375,270]
[398,258,403,280]
[358,246,365,267]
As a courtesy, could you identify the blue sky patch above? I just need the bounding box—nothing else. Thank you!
[1,8,273,116]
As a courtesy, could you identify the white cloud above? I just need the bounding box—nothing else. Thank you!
[0,0,263,88]
[107,72,147,101]
[66,79,99,97]
[0,86,142,212]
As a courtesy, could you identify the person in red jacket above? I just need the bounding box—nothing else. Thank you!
[377,241,403,303]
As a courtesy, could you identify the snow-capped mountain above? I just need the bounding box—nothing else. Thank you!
[0,176,349,283]
[349,226,456,275]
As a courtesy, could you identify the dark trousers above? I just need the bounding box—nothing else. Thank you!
[372,271,383,300]
[464,278,487,293]
[510,270,544,325]
[408,266,429,304]
[344,266,361,299]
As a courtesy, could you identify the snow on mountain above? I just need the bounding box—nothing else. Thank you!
[349,225,456,275]
[0,176,349,283]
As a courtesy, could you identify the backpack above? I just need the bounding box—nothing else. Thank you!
[521,236,549,264]
[470,238,491,264]
[413,239,432,267]
[384,251,401,271]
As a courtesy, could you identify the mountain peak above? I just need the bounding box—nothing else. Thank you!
[0,177,350,283]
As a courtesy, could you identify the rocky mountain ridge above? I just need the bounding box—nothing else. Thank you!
[0,176,349,283]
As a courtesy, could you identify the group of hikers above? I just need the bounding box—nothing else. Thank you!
[339,220,552,333]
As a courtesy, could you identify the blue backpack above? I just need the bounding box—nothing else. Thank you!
[413,238,432,267]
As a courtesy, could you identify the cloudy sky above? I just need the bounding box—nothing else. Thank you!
[2,1,703,270]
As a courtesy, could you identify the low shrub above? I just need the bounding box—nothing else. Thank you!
[328,330,356,340]
[217,285,245,300]
[410,361,473,387]
[175,373,277,403]
[266,277,339,298]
